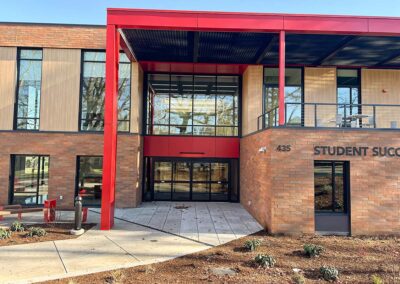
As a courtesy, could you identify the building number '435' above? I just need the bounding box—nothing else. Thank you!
[276,145,291,152]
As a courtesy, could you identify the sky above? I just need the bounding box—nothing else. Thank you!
[0,0,400,25]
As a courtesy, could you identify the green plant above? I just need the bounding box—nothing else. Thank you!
[105,269,126,284]
[320,266,339,281]
[304,243,324,257]
[0,228,12,239]
[10,221,25,232]
[292,272,306,284]
[244,239,262,251]
[372,275,384,284]
[254,254,276,268]
[26,227,47,237]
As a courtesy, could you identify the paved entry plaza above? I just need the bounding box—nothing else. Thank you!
[0,202,262,283]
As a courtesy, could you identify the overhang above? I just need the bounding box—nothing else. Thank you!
[110,9,400,70]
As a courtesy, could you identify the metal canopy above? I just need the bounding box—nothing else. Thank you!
[122,29,400,67]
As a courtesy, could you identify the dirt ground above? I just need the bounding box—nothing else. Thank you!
[0,223,95,246]
[44,231,400,284]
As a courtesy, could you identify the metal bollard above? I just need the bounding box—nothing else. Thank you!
[74,196,83,231]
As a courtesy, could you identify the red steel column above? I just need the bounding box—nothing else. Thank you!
[101,24,120,230]
[278,30,286,125]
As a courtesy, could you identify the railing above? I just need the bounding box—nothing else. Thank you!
[257,106,278,130]
[257,103,400,130]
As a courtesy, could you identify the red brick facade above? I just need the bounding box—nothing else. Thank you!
[0,23,105,49]
[0,132,142,208]
[241,128,400,236]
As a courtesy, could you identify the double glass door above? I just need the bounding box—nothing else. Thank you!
[152,159,230,201]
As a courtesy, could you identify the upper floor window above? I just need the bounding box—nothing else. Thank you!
[264,67,303,126]
[337,69,360,117]
[15,48,43,130]
[79,51,131,132]
[146,74,239,136]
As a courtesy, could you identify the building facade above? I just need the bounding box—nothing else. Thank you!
[1,9,400,236]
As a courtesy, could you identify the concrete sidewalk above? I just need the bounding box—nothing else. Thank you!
[0,212,210,284]
[0,203,263,284]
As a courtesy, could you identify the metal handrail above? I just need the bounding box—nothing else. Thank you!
[257,106,279,130]
[257,102,400,130]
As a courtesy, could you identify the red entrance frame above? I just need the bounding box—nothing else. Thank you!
[101,8,400,230]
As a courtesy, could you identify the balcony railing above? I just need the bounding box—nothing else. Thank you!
[257,103,400,130]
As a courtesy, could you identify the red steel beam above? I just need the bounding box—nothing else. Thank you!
[278,30,285,126]
[101,24,120,230]
[108,8,400,36]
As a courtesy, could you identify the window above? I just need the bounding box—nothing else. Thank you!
[263,67,303,126]
[314,161,348,213]
[15,49,43,130]
[337,69,360,117]
[10,155,49,205]
[76,156,103,206]
[80,51,131,132]
[146,74,239,136]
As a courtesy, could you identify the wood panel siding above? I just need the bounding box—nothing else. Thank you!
[130,62,144,134]
[0,47,17,130]
[242,65,263,135]
[40,48,80,131]
[362,69,400,128]
[304,67,337,127]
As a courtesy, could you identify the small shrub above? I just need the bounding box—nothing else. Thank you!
[254,254,276,268]
[372,275,384,284]
[0,228,12,239]
[244,239,262,251]
[304,244,324,257]
[320,266,339,281]
[292,272,306,284]
[26,227,47,237]
[10,221,25,232]
[105,269,126,284]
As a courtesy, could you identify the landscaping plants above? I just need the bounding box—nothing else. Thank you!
[10,221,25,232]
[320,265,339,281]
[254,254,276,268]
[292,272,306,284]
[244,239,262,251]
[372,275,384,284]
[0,228,12,240]
[26,227,47,237]
[303,243,324,257]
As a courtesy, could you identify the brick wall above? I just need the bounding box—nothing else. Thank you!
[241,128,400,236]
[0,23,105,49]
[0,132,142,208]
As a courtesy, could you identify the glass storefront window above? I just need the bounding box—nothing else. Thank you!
[263,67,303,126]
[10,155,49,205]
[80,51,131,132]
[15,48,43,130]
[76,156,103,206]
[314,161,347,213]
[337,69,360,117]
[147,74,239,136]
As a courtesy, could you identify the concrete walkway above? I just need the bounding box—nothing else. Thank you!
[0,203,262,284]
[93,202,263,246]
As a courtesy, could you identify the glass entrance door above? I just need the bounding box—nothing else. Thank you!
[152,159,231,201]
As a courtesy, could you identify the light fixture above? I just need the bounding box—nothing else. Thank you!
[258,146,267,153]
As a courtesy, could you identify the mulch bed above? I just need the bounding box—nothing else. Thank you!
[44,231,400,284]
[0,223,95,247]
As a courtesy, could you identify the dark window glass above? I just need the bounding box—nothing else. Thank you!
[10,155,49,205]
[337,69,360,117]
[314,161,347,213]
[76,156,103,207]
[15,49,43,130]
[264,68,303,126]
[147,74,239,136]
[80,51,131,132]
